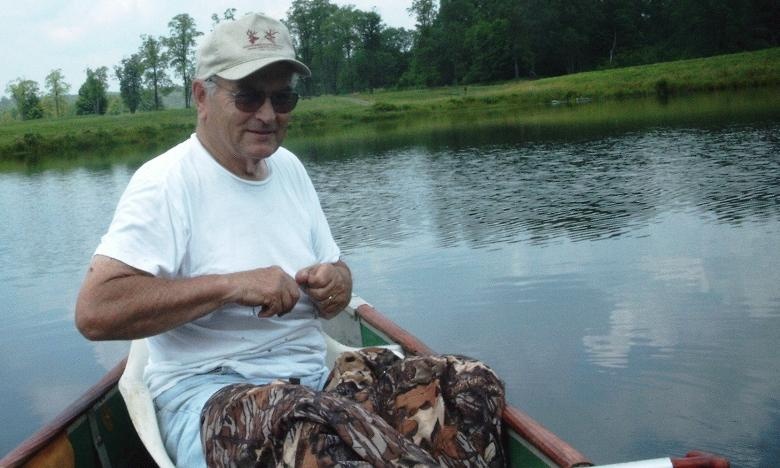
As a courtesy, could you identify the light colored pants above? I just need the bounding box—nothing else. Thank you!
[154,370,328,467]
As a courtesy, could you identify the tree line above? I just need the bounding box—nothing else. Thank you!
[285,0,778,93]
[4,0,778,121]
[4,13,202,121]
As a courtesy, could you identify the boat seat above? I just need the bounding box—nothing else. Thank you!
[118,339,175,468]
[118,335,402,467]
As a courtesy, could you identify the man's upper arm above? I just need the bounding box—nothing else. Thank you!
[77,255,151,317]
[75,255,152,340]
[87,254,152,284]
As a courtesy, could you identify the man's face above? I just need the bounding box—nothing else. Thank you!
[196,64,294,175]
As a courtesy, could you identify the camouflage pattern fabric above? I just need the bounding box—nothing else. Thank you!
[201,348,505,467]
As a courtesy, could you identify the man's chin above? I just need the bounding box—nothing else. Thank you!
[245,142,280,159]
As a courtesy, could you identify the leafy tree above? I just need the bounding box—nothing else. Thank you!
[0,96,16,122]
[286,1,412,94]
[489,0,533,79]
[462,19,512,83]
[164,14,202,108]
[44,69,70,117]
[286,0,339,95]
[0,95,14,119]
[353,11,383,93]
[598,0,645,66]
[115,54,144,113]
[6,79,44,120]
[325,6,363,93]
[437,0,477,84]
[748,0,780,47]
[404,0,442,86]
[75,67,109,115]
[665,0,755,57]
[107,95,125,115]
[378,27,414,87]
[327,6,362,93]
[409,0,437,29]
[283,0,780,90]
[139,35,172,111]
[211,8,237,29]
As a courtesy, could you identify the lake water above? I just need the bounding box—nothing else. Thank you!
[1,92,778,466]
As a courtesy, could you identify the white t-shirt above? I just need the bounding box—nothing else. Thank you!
[95,134,341,397]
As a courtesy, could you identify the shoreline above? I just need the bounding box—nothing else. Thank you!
[1,48,778,165]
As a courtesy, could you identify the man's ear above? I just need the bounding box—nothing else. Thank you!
[192,80,208,118]
[192,81,204,103]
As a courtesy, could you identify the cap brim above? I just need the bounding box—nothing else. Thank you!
[216,58,311,80]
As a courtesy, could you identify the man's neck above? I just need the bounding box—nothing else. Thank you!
[196,131,269,181]
[242,158,269,180]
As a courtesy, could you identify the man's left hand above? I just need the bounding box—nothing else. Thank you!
[295,260,352,319]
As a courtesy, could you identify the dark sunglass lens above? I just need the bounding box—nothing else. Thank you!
[271,92,298,113]
[233,91,266,113]
[229,88,298,113]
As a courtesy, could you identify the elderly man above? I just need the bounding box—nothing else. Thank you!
[76,13,504,467]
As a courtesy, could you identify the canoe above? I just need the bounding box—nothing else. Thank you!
[1,295,729,468]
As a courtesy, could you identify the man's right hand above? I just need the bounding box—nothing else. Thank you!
[76,256,304,341]
[227,266,301,318]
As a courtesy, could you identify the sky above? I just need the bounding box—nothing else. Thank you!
[0,0,416,99]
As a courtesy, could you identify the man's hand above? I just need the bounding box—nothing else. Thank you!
[76,256,349,341]
[227,266,301,318]
[295,261,352,319]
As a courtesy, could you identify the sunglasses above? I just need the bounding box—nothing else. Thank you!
[208,79,299,114]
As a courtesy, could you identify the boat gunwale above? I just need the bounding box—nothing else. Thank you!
[354,301,594,468]
[0,357,128,467]
[2,300,593,468]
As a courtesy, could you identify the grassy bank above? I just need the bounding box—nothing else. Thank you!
[1,47,778,164]
[0,110,196,166]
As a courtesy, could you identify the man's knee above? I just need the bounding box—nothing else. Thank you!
[444,355,504,392]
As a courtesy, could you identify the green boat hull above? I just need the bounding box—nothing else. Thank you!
[0,298,593,467]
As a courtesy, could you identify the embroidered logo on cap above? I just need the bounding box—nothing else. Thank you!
[264,29,278,44]
[244,28,281,51]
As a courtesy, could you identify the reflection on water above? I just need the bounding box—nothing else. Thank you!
[1,92,779,464]
[314,123,779,252]
[303,114,780,465]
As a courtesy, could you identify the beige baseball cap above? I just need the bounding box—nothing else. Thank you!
[195,13,311,80]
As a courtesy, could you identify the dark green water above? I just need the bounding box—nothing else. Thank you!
[1,91,778,465]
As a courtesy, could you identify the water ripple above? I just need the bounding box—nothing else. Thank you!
[311,122,780,251]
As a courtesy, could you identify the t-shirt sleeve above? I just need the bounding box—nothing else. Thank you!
[287,153,341,264]
[309,186,341,264]
[95,162,187,277]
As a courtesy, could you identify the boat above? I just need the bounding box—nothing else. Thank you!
[1,295,729,468]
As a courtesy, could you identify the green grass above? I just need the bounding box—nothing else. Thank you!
[0,109,196,166]
[353,47,780,107]
[2,47,778,165]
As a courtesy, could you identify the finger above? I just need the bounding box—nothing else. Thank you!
[306,286,333,306]
[295,264,315,286]
[320,289,346,314]
[312,295,329,315]
[309,272,340,297]
[318,296,342,319]
[299,263,334,289]
[278,287,300,316]
[316,277,345,299]
[294,269,308,286]
[258,301,278,318]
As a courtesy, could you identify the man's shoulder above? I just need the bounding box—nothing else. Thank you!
[133,136,199,183]
[271,146,299,163]
[270,146,307,174]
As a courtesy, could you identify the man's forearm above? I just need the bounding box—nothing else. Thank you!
[76,267,233,340]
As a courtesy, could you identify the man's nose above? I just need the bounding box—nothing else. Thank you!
[253,96,275,120]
